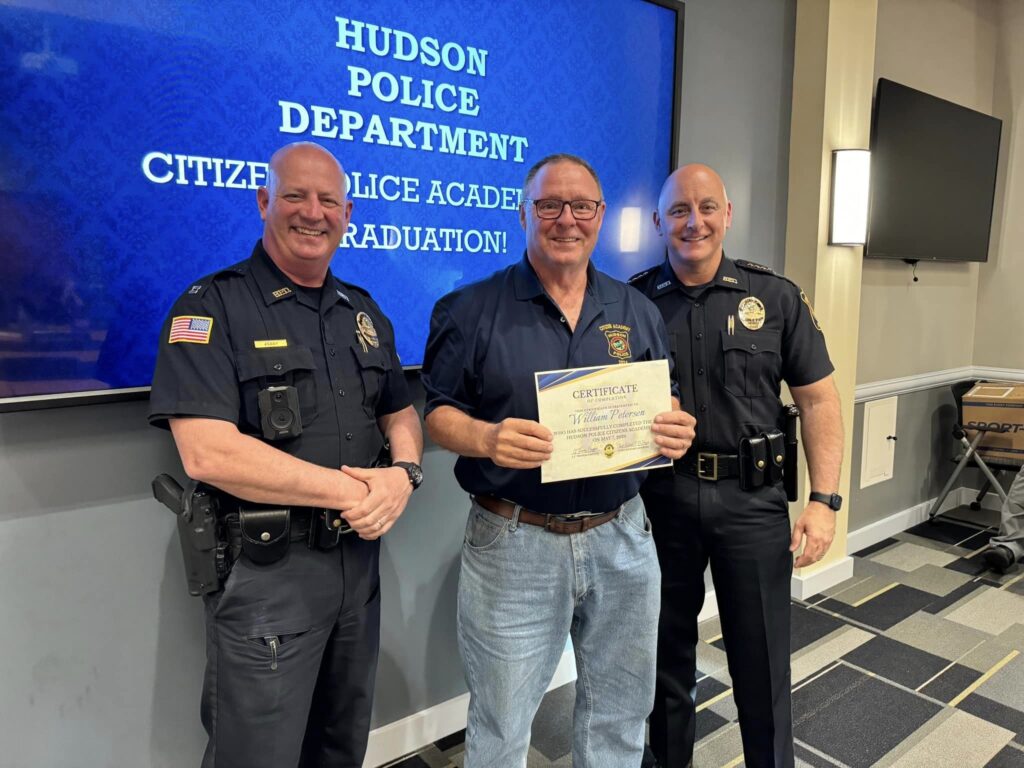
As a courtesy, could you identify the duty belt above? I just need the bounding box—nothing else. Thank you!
[290,506,354,540]
[676,452,741,481]
[473,495,620,535]
[225,506,353,544]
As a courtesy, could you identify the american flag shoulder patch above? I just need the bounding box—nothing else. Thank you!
[168,315,214,344]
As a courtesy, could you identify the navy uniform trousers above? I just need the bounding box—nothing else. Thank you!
[200,534,380,768]
[642,469,794,768]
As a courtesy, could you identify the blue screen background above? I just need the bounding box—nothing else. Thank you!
[0,1,679,401]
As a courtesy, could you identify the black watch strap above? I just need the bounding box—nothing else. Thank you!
[393,461,424,490]
[809,491,842,511]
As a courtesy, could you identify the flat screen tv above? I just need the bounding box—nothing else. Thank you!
[0,1,684,411]
[866,78,1002,264]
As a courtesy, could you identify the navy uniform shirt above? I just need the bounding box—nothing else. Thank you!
[148,241,411,471]
[629,256,833,452]
[422,253,678,515]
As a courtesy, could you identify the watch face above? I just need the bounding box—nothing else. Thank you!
[396,462,423,488]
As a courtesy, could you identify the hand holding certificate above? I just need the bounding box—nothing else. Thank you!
[535,359,674,483]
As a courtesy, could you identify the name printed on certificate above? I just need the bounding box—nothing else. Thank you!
[535,359,673,484]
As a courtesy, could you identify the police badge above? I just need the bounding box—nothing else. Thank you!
[355,312,380,350]
[737,297,766,330]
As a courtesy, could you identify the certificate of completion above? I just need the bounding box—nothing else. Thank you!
[535,359,673,483]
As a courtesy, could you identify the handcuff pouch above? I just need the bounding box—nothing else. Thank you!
[238,507,291,564]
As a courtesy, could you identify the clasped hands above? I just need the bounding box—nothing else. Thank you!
[337,465,413,541]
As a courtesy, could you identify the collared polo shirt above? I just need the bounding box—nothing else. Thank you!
[422,253,677,514]
[629,255,833,452]
[149,241,410,470]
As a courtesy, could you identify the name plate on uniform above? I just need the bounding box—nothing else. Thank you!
[535,359,673,483]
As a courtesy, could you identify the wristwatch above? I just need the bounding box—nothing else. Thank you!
[809,491,842,512]
[393,461,424,490]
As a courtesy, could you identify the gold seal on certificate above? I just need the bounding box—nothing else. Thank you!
[535,359,673,483]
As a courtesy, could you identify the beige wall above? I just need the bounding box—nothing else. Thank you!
[856,0,999,384]
[974,0,1024,370]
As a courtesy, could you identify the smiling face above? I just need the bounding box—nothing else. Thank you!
[519,159,605,275]
[257,143,352,285]
[654,164,732,283]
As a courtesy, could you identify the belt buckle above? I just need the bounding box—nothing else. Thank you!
[560,510,594,520]
[697,452,719,481]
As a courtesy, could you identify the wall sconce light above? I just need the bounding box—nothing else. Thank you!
[828,149,870,246]
[619,206,642,253]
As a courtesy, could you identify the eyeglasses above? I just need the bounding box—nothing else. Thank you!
[524,198,603,220]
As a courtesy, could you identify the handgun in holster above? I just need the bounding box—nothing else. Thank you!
[152,474,229,596]
[783,404,800,502]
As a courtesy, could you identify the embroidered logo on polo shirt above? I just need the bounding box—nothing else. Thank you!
[599,323,632,361]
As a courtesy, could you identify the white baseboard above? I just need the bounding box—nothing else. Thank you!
[791,556,855,600]
[846,486,1003,559]
[363,647,578,767]
[846,498,936,554]
[697,588,719,623]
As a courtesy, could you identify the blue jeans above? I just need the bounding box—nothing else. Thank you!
[457,494,661,768]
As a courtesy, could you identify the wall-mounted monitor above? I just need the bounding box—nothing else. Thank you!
[866,78,1002,264]
[0,1,684,412]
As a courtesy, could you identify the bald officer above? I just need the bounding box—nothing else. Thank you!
[630,164,843,768]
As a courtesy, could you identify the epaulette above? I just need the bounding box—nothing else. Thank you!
[735,259,776,276]
[734,258,806,292]
[335,276,372,298]
[627,266,659,285]
[176,261,247,301]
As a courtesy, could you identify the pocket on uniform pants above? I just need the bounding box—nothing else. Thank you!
[246,627,314,672]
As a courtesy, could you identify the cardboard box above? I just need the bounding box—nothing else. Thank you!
[962,382,1024,466]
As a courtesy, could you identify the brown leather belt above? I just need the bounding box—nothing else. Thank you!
[473,495,619,535]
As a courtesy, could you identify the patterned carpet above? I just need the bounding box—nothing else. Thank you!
[387,506,1024,767]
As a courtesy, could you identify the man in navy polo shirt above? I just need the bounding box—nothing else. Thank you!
[422,153,697,767]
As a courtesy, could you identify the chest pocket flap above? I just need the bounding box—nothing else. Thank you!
[236,346,317,382]
[350,342,389,416]
[235,346,319,428]
[722,329,781,397]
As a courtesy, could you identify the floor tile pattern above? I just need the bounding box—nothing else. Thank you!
[386,508,1024,767]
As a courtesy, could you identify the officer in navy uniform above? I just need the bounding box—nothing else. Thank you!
[630,164,843,768]
[148,142,423,768]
